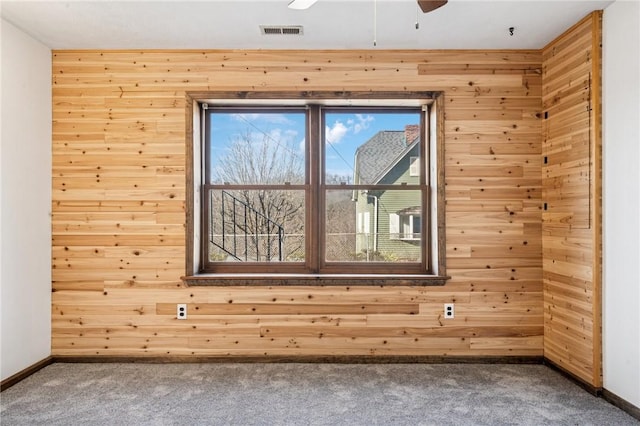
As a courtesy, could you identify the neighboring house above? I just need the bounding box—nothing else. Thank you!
[353,125,422,261]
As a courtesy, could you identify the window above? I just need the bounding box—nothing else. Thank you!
[390,209,421,241]
[185,92,446,284]
[409,156,420,177]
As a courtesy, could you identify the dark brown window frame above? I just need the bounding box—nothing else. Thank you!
[183,91,448,286]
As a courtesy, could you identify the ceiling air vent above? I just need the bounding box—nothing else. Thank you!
[260,25,304,36]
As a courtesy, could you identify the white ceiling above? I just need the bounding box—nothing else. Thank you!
[0,0,614,50]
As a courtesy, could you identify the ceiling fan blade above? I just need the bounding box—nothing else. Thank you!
[417,0,448,13]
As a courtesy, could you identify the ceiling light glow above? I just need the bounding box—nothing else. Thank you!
[288,0,319,10]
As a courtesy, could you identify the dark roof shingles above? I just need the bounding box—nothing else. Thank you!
[354,131,408,184]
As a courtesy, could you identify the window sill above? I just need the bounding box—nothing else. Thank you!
[182,273,450,287]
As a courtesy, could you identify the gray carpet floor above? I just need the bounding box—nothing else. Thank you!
[1,363,638,425]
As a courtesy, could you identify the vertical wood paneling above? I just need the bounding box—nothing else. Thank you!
[541,12,603,386]
[52,50,543,358]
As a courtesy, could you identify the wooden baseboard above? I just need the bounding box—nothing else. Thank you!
[1,356,54,391]
[602,389,640,421]
[543,358,602,396]
[52,354,544,365]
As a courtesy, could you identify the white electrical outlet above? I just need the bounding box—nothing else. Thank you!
[444,303,454,319]
[177,303,187,320]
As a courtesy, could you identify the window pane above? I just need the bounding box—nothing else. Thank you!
[208,111,306,185]
[412,215,422,240]
[324,111,421,185]
[325,189,422,263]
[208,189,305,262]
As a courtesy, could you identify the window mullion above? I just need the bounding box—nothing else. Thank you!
[308,105,321,273]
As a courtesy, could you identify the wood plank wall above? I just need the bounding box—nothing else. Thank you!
[51,50,543,358]
[541,12,603,386]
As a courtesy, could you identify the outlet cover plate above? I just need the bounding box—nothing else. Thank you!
[177,303,187,320]
[444,303,454,319]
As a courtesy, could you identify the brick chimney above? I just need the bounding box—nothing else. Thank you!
[404,124,420,145]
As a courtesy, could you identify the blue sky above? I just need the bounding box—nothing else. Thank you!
[208,110,420,182]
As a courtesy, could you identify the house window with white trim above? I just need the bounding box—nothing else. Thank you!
[409,156,420,176]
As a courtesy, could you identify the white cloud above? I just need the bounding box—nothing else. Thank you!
[325,114,375,145]
[285,129,298,139]
[266,129,283,143]
[325,121,348,144]
[353,114,374,134]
